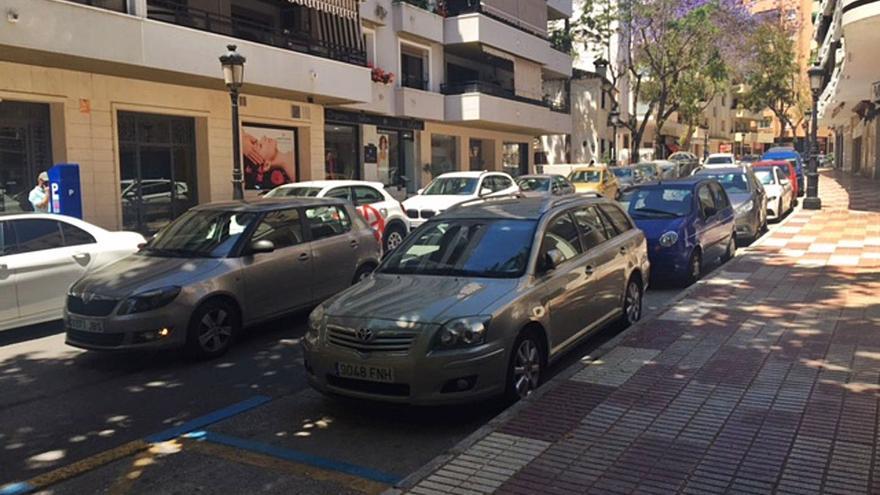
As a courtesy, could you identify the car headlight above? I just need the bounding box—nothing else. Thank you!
[433,316,491,350]
[658,231,679,247]
[117,286,181,315]
[736,202,754,214]
[305,305,325,345]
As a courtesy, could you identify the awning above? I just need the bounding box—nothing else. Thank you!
[288,0,359,20]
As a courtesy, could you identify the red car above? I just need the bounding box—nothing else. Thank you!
[753,160,798,198]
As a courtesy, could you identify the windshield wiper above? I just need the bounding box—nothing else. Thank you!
[632,207,679,217]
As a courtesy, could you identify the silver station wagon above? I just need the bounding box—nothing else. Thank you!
[65,198,380,358]
[303,195,650,404]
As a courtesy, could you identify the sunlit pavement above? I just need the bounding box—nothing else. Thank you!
[0,229,751,494]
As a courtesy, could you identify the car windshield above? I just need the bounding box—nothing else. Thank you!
[636,165,657,178]
[570,170,602,183]
[378,219,536,278]
[698,172,751,194]
[611,168,633,179]
[264,186,322,198]
[142,209,258,258]
[423,177,478,195]
[706,156,733,164]
[517,177,550,192]
[754,169,775,185]
[620,187,692,218]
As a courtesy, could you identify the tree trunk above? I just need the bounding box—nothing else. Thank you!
[682,123,695,150]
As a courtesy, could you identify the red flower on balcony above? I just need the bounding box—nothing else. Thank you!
[371,67,395,85]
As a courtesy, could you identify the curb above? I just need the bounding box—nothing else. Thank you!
[385,203,802,495]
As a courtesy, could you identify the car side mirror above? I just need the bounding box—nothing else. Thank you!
[541,249,565,272]
[479,187,492,197]
[250,239,275,254]
[417,188,424,195]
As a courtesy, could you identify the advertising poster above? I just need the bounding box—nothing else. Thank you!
[241,125,296,190]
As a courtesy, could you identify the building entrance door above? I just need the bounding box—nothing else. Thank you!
[0,101,52,213]
[118,111,198,235]
[378,128,416,192]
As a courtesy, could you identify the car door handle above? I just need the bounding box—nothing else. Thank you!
[297,252,310,262]
[619,246,627,255]
[350,240,359,249]
[584,265,594,276]
[72,253,91,265]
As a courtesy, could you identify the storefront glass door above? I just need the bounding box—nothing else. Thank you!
[0,101,52,213]
[377,129,416,192]
[118,111,197,235]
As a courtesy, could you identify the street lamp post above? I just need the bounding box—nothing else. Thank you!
[804,64,824,210]
[703,128,709,161]
[609,108,620,165]
[220,45,246,200]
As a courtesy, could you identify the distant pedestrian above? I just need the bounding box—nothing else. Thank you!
[28,171,50,213]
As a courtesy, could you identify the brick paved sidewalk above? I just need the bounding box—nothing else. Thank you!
[398,170,880,495]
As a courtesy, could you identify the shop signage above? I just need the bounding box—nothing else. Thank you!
[325,109,424,130]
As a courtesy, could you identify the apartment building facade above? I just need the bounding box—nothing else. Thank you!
[0,0,571,233]
[814,0,879,178]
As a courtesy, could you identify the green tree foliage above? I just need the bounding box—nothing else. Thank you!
[741,21,804,139]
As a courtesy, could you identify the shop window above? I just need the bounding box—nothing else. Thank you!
[430,135,458,177]
[325,124,359,180]
[0,101,53,213]
[502,143,528,177]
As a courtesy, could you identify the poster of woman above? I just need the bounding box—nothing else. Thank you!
[241,125,297,190]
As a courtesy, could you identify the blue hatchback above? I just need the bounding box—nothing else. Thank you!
[761,147,804,197]
[620,178,736,285]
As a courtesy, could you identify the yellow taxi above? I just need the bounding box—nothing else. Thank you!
[567,166,621,199]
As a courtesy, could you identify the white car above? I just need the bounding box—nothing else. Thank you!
[753,165,794,220]
[403,171,520,228]
[0,214,145,331]
[264,180,410,252]
[704,153,737,168]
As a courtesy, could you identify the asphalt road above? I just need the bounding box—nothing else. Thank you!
[0,285,684,493]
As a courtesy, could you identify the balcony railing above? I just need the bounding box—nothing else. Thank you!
[146,0,366,66]
[445,0,548,40]
[401,74,429,90]
[442,80,569,113]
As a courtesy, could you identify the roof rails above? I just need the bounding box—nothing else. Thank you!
[446,192,525,211]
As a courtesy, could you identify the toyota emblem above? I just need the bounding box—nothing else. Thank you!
[355,328,374,342]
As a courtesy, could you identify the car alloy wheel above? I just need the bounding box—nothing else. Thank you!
[385,230,404,251]
[512,339,541,399]
[624,280,642,325]
[197,308,232,354]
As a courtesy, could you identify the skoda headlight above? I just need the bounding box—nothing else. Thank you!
[117,286,180,315]
[658,231,679,247]
[736,201,754,214]
[434,316,491,349]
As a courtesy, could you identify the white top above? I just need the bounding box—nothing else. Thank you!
[28,185,48,213]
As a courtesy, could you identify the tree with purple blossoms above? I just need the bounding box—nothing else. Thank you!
[571,0,753,161]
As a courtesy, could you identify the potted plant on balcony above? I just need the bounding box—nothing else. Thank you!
[370,66,395,85]
[433,0,448,17]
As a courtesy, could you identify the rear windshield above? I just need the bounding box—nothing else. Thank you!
[754,169,775,185]
[706,156,733,164]
[611,168,634,179]
[620,187,693,218]
[697,172,751,194]
[570,170,602,183]
[517,177,550,192]
[265,187,322,198]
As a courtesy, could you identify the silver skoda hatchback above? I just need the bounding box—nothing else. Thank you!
[65,198,381,358]
[303,195,650,404]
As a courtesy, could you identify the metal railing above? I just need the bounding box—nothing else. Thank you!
[68,0,127,12]
[441,80,569,113]
[400,73,429,90]
[444,0,548,40]
[146,0,366,66]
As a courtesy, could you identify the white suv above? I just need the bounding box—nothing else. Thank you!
[402,171,520,228]
[704,153,737,168]
[265,180,410,251]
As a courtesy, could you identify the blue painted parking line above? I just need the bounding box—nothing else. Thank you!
[0,482,34,495]
[201,431,401,485]
[145,395,271,443]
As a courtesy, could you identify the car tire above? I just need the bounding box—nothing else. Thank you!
[684,248,702,286]
[722,234,736,262]
[352,264,375,285]
[185,299,239,359]
[620,276,643,328]
[383,223,406,253]
[504,329,545,402]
